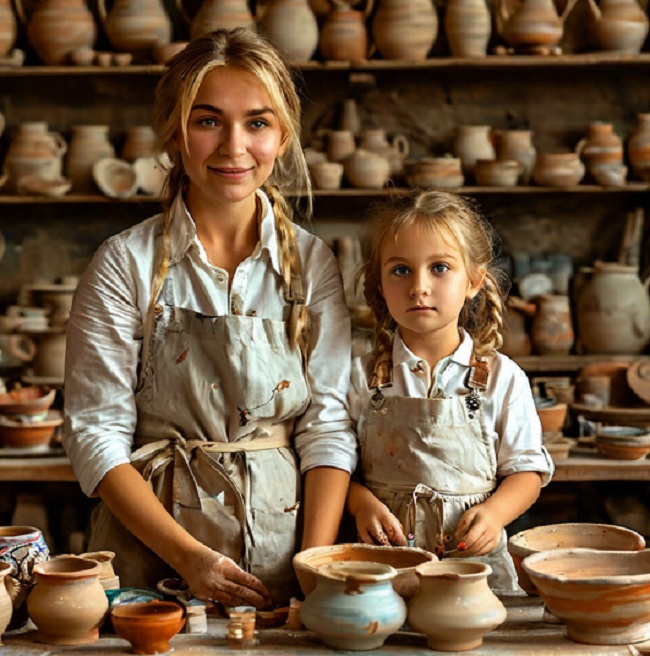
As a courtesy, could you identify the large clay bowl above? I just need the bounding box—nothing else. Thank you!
[0,386,56,417]
[522,548,650,645]
[111,600,185,654]
[508,523,645,595]
[0,409,63,448]
[595,426,650,461]
[293,543,434,600]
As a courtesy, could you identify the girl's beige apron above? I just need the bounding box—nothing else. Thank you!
[88,280,310,605]
[360,350,519,592]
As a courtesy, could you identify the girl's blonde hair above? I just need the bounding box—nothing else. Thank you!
[359,190,507,359]
[150,28,311,353]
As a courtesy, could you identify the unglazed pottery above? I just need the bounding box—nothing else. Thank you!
[0,561,13,644]
[494,129,536,184]
[372,0,438,60]
[259,0,319,62]
[404,157,464,189]
[586,0,649,53]
[453,125,496,176]
[577,121,624,180]
[28,555,108,645]
[181,0,256,40]
[523,548,650,644]
[0,386,56,417]
[319,9,368,61]
[93,157,138,198]
[301,562,406,651]
[66,125,115,193]
[496,0,575,47]
[529,294,574,355]
[508,522,645,595]
[309,161,344,190]
[408,560,507,651]
[293,543,434,601]
[444,0,491,56]
[533,152,585,187]
[595,426,650,460]
[121,126,156,162]
[0,0,17,57]
[344,149,391,189]
[535,401,567,434]
[628,113,650,180]
[111,600,185,654]
[474,158,520,187]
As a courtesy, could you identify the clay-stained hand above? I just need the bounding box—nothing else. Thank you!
[180,545,273,609]
[454,504,504,557]
[354,494,408,547]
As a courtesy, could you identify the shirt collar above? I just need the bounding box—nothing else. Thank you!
[392,328,475,368]
[165,189,283,277]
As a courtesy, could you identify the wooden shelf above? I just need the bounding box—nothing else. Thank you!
[553,452,650,481]
[514,354,650,374]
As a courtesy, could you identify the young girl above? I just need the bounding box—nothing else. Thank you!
[347,190,553,590]
[63,29,357,609]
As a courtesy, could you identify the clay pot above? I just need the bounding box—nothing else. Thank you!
[595,426,650,460]
[578,362,635,407]
[66,125,115,194]
[522,548,650,644]
[577,121,623,181]
[372,0,438,61]
[25,328,66,380]
[627,113,650,181]
[344,148,391,188]
[0,526,50,630]
[575,262,650,355]
[326,129,356,163]
[0,562,12,644]
[404,157,464,188]
[0,0,17,58]
[444,0,491,57]
[111,600,185,654]
[530,293,574,355]
[536,401,568,434]
[319,9,368,61]
[453,125,496,176]
[358,129,409,178]
[293,543,435,601]
[93,158,138,198]
[259,0,319,62]
[182,0,256,40]
[28,556,108,645]
[587,0,649,53]
[474,158,520,187]
[508,522,645,596]
[408,560,507,651]
[533,152,585,187]
[79,551,116,579]
[495,129,536,184]
[14,0,96,65]
[501,296,533,357]
[0,410,63,449]
[497,0,572,47]
[300,562,407,650]
[309,161,344,190]
[121,126,156,163]
[0,386,56,417]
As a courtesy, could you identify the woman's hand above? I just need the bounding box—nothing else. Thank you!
[180,544,273,609]
[454,504,504,557]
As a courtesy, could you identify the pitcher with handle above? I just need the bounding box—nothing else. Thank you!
[585,0,649,53]
[176,0,256,40]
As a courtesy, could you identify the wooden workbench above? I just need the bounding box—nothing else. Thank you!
[2,595,650,655]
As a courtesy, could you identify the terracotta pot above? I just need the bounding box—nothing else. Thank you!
[587,0,649,53]
[27,329,66,379]
[181,0,256,40]
[453,125,496,176]
[533,152,585,187]
[627,113,650,181]
[344,148,391,188]
[596,426,650,460]
[326,129,356,163]
[0,0,17,58]
[259,0,319,62]
[495,129,536,184]
[120,126,155,163]
[309,161,344,190]
[79,551,116,580]
[530,293,574,355]
[444,0,491,57]
[319,9,368,61]
[577,121,623,181]
[301,562,407,650]
[474,158,520,186]
[372,0,438,61]
[408,560,507,651]
[0,562,13,643]
[66,125,115,194]
[497,0,572,47]
[536,401,567,434]
[578,362,635,406]
[404,156,464,188]
[0,386,55,417]
[0,410,63,449]
[501,297,533,357]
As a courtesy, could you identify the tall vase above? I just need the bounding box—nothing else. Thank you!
[444,0,491,57]
[372,0,438,60]
[0,0,17,57]
[184,0,256,40]
[453,124,496,176]
[530,294,574,356]
[495,129,536,184]
[259,0,319,62]
[319,8,368,61]
[408,560,507,651]
[66,125,115,193]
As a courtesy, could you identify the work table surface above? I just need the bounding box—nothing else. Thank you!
[3,596,650,655]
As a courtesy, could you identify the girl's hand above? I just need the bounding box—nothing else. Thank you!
[180,545,273,609]
[354,495,408,547]
[454,504,504,557]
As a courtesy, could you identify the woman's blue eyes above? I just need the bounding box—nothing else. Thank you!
[197,117,269,129]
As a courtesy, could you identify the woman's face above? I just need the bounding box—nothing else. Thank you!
[177,66,288,209]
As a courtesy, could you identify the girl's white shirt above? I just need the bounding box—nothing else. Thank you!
[64,190,358,497]
[349,329,554,485]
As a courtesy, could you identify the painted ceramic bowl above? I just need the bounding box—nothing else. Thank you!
[508,523,645,595]
[522,548,650,645]
[595,426,650,460]
[111,600,185,654]
[293,543,434,601]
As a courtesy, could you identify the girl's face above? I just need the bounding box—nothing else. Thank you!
[379,222,483,352]
[177,66,288,210]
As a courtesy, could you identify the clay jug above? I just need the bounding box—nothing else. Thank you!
[344,148,391,188]
[0,0,17,57]
[533,151,585,186]
[495,129,536,184]
[444,0,491,57]
[258,0,319,62]
[27,556,108,645]
[98,0,172,60]
[177,0,256,40]
[502,295,534,357]
[372,0,438,61]
[628,113,650,181]
[575,262,650,355]
[577,121,623,180]
[453,125,495,176]
[496,0,576,48]
[586,0,649,52]
[319,8,368,61]
[408,560,507,651]
[327,129,356,162]
[0,562,12,644]
[66,125,115,193]
[530,294,574,355]
[14,0,96,65]
[300,562,407,650]
[121,125,156,162]
[0,526,50,630]
[4,122,67,191]
[358,128,410,178]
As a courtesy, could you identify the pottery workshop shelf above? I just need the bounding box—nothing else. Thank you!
[514,354,650,374]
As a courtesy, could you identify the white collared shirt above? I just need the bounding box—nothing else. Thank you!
[63,190,358,496]
[349,330,554,485]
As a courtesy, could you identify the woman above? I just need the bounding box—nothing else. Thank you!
[63,28,357,609]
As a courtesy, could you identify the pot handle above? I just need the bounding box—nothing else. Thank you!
[11,335,36,361]
[174,0,192,26]
[391,133,410,158]
[51,132,68,157]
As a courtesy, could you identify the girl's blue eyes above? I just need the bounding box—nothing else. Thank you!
[391,264,450,276]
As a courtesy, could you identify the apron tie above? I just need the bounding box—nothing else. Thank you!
[407,483,445,555]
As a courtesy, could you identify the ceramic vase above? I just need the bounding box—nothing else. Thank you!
[495,129,536,184]
[0,526,50,630]
[533,152,585,187]
[301,562,407,650]
[453,125,496,176]
[372,0,438,61]
[259,0,319,62]
[319,9,368,61]
[408,560,507,651]
[530,294,574,355]
[29,330,67,379]
[121,125,156,162]
[344,148,391,188]
[588,0,649,53]
[577,121,623,180]
[0,562,14,643]
[27,556,108,645]
[358,129,410,178]
[497,0,567,47]
[575,262,650,355]
[628,113,650,181]
[14,0,96,65]
[444,0,491,57]
[327,129,356,163]
[185,0,256,40]
[0,0,17,57]
[66,125,115,193]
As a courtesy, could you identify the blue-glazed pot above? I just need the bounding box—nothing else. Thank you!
[300,561,407,650]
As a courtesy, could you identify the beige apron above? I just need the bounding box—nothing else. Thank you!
[360,348,519,592]
[88,278,310,605]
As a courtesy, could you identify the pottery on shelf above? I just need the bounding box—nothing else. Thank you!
[133,157,165,196]
[627,359,650,405]
[0,409,64,449]
[494,129,536,184]
[533,152,585,187]
[16,175,72,197]
[529,293,574,355]
[344,149,391,189]
[508,522,645,595]
[595,426,650,460]
[300,561,407,651]
[522,548,650,645]
[474,158,520,187]
[444,0,491,57]
[0,386,56,417]
[535,401,567,434]
[319,8,368,61]
[309,161,344,191]
[66,125,115,193]
[628,113,650,180]
[496,0,576,48]
[453,125,496,177]
[407,559,507,651]
[179,0,256,41]
[404,157,464,189]
[93,158,138,198]
[258,0,319,62]
[586,0,649,53]
[0,0,17,58]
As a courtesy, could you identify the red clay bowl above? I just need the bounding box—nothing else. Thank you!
[0,409,63,448]
[508,523,645,595]
[0,386,55,417]
[111,600,185,654]
[522,548,650,645]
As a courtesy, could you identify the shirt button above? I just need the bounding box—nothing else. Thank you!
[153,304,163,314]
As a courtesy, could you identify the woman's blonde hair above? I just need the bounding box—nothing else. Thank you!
[358,190,507,359]
[150,28,311,353]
